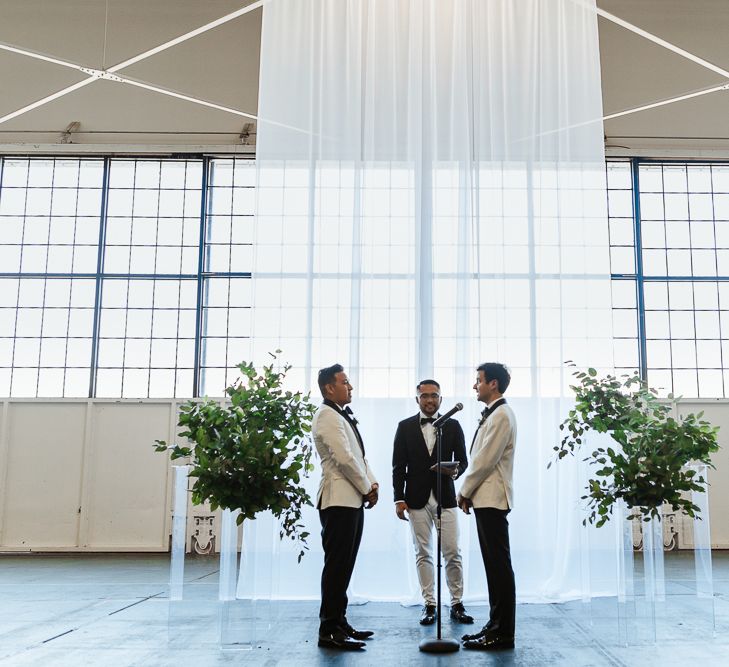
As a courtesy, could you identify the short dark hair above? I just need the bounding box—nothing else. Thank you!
[477,362,511,394]
[318,363,344,397]
[416,379,440,392]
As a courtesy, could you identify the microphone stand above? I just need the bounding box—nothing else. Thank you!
[419,421,460,654]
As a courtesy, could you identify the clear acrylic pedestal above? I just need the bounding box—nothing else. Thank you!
[615,500,663,644]
[219,508,278,651]
[167,465,277,651]
[613,464,714,645]
[575,435,715,648]
[167,465,219,647]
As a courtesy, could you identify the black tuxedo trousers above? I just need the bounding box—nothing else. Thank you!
[474,507,516,637]
[318,506,364,634]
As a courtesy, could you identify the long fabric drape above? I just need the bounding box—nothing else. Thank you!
[244,0,615,603]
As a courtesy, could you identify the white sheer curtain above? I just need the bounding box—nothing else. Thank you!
[246,0,615,603]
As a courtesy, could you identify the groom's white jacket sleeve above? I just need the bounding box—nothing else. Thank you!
[459,405,516,510]
[313,404,376,509]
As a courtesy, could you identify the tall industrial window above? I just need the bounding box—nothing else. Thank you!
[607,160,640,380]
[0,156,253,398]
[0,159,103,397]
[609,159,729,398]
[199,159,254,396]
[1,156,728,398]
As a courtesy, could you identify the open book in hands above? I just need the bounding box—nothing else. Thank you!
[429,461,460,474]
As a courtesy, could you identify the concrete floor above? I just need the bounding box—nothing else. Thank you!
[1,551,729,666]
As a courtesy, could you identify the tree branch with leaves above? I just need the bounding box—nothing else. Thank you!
[550,364,720,527]
[154,352,316,561]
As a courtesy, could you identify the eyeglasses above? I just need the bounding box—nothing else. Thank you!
[417,393,440,400]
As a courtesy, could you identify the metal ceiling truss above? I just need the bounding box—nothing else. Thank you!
[0,1,726,130]
[597,6,729,120]
[0,1,263,126]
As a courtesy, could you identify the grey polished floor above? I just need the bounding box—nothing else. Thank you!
[1,551,729,666]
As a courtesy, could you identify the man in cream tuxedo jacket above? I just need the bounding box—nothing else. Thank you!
[312,364,378,651]
[457,362,517,652]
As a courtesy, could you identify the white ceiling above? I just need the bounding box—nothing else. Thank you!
[0,0,728,155]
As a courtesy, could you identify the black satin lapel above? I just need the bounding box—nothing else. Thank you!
[323,400,365,456]
[411,415,432,459]
[470,398,507,454]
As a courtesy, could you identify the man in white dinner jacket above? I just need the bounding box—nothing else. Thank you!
[312,363,379,651]
[457,362,517,651]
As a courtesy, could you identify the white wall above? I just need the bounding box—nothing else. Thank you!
[0,399,176,551]
[0,399,727,551]
[674,399,729,549]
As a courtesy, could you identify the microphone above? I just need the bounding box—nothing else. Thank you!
[432,403,463,428]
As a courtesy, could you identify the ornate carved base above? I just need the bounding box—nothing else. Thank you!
[630,504,710,552]
[191,515,215,554]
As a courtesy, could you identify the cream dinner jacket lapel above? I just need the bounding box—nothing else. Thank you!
[459,403,516,510]
[313,403,377,510]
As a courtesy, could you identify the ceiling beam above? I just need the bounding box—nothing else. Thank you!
[0,79,96,125]
[604,82,729,122]
[0,1,264,126]
[596,6,729,81]
[108,0,264,73]
[596,4,729,121]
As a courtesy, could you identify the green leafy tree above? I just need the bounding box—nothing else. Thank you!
[154,352,316,561]
[551,364,720,527]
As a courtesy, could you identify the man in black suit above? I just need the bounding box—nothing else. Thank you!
[392,379,473,626]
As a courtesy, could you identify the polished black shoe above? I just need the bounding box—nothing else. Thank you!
[449,603,474,624]
[318,629,366,650]
[419,604,437,626]
[462,620,494,641]
[463,633,515,651]
[342,622,374,640]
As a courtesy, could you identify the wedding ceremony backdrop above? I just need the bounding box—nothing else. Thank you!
[247,0,614,603]
[2,0,729,610]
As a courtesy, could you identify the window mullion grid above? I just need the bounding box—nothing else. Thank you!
[146,162,162,398]
[224,160,236,388]
[632,158,648,382]
[63,159,83,398]
[192,157,210,397]
[88,157,111,398]
[684,166,700,396]
[35,160,55,397]
[9,160,32,396]
[709,165,726,397]
[172,162,188,397]
[118,162,140,397]
[659,164,676,394]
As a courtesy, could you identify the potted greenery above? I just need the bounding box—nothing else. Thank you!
[154,352,316,561]
[551,364,720,527]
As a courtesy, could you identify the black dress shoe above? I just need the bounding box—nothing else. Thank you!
[449,603,474,624]
[342,622,374,640]
[463,633,515,651]
[318,629,366,650]
[419,604,437,626]
[462,621,494,641]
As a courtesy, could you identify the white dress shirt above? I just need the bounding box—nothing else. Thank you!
[419,410,439,455]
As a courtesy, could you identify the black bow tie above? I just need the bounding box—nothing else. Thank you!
[344,406,359,425]
[420,417,435,426]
